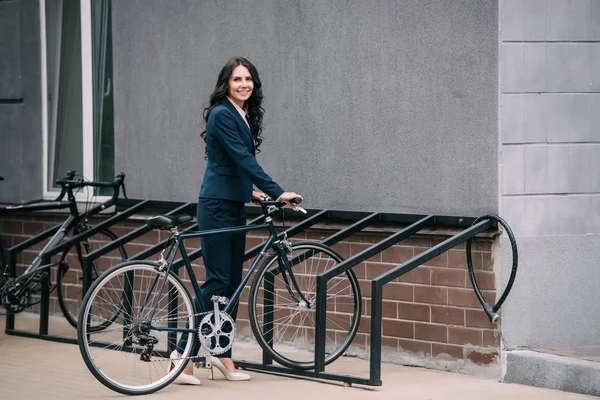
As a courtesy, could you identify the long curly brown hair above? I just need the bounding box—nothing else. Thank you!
[201,57,264,155]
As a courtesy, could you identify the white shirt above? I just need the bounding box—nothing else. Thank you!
[227,97,250,129]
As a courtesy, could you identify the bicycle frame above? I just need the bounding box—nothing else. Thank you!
[148,222,278,335]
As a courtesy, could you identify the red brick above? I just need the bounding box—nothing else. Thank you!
[432,343,464,359]
[23,222,45,235]
[431,306,464,325]
[398,339,432,356]
[381,300,397,318]
[382,318,414,338]
[414,248,447,267]
[482,252,494,271]
[431,268,466,287]
[331,242,350,259]
[350,243,381,262]
[466,309,496,328]
[466,349,499,365]
[448,326,482,346]
[397,302,430,322]
[399,237,431,248]
[448,288,496,308]
[381,336,399,351]
[383,283,413,302]
[414,285,447,305]
[365,262,392,279]
[483,330,501,348]
[381,245,413,264]
[472,270,495,290]
[396,266,431,284]
[3,221,22,235]
[415,322,447,342]
[447,249,468,269]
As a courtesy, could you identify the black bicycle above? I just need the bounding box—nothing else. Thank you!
[78,198,361,395]
[0,172,128,331]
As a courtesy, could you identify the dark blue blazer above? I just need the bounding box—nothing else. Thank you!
[199,98,284,203]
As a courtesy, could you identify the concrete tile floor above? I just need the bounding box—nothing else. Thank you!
[0,313,596,400]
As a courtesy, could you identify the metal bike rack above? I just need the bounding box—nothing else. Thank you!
[235,213,501,387]
[3,199,196,343]
[3,198,513,390]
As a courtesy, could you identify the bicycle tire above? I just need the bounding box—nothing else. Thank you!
[78,261,198,395]
[57,228,127,331]
[248,242,361,370]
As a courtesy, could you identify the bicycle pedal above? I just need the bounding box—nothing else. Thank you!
[210,295,229,305]
[194,356,211,369]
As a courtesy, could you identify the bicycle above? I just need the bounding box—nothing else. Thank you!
[77,198,362,395]
[0,171,128,330]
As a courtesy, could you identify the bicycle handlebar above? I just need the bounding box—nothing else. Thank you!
[54,172,127,202]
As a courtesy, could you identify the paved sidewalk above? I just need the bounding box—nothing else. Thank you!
[0,314,596,400]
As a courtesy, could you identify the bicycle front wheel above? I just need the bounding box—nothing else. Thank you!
[248,242,361,370]
[57,228,127,331]
[78,261,198,396]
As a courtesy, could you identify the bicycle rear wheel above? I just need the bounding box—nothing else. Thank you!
[248,242,361,370]
[57,228,127,331]
[78,261,198,395]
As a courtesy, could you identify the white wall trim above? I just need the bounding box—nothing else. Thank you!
[80,0,94,182]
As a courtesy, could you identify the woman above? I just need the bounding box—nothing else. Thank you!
[170,57,302,385]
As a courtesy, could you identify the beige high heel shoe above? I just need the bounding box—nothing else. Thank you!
[169,350,201,385]
[209,356,251,381]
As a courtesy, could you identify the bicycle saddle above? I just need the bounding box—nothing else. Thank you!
[146,215,193,230]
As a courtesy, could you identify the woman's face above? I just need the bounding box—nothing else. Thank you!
[228,65,254,107]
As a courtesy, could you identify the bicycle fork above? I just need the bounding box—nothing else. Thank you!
[274,239,312,309]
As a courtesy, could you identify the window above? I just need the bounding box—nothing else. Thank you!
[42,0,114,197]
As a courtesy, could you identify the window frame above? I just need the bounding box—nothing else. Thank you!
[40,0,111,202]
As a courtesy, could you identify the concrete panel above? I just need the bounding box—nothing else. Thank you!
[546,145,569,194]
[500,234,600,348]
[523,0,546,41]
[501,94,522,143]
[112,0,499,216]
[522,94,546,143]
[569,95,591,142]
[593,95,600,141]
[569,0,592,41]
[0,0,22,99]
[545,94,570,142]
[546,44,570,92]
[568,145,591,193]
[522,44,546,92]
[592,0,600,40]
[522,196,547,235]
[502,146,525,195]
[546,0,570,41]
[504,351,600,397]
[501,43,523,92]
[546,196,570,234]
[501,0,524,41]
[569,44,591,92]
[524,145,547,194]
[590,44,600,91]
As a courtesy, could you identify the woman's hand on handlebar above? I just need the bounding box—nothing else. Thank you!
[276,192,303,208]
[252,190,267,205]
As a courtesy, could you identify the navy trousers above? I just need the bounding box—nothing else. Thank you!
[176,198,246,358]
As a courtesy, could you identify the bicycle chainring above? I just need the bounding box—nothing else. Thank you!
[197,311,236,355]
[1,279,30,313]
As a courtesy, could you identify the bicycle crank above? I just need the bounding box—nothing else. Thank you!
[197,311,236,355]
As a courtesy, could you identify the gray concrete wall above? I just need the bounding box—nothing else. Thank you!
[111,0,499,216]
[0,0,43,203]
[499,0,600,348]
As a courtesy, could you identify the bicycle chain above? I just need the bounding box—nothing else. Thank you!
[142,309,221,363]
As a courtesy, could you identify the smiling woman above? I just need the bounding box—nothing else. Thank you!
[168,57,303,384]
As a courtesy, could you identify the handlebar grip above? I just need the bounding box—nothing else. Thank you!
[290,197,303,205]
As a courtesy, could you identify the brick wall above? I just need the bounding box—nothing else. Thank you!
[0,212,500,372]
